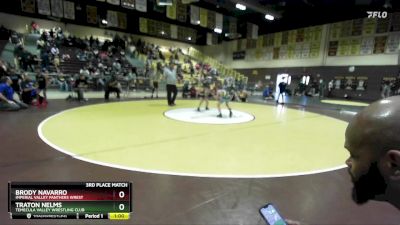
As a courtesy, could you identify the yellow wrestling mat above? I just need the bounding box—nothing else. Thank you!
[321,99,370,107]
[38,100,348,178]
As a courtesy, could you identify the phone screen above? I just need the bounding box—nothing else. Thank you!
[259,204,287,225]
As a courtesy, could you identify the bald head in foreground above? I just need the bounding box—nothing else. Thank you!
[345,96,400,209]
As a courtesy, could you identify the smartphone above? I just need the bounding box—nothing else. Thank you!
[259,203,287,225]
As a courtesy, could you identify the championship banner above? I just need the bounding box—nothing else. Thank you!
[301,43,310,58]
[190,5,199,25]
[235,39,242,51]
[86,5,98,24]
[360,37,374,55]
[296,28,304,42]
[206,33,213,45]
[170,25,178,39]
[385,33,400,53]
[215,13,223,32]
[390,12,400,32]
[107,10,118,28]
[107,0,120,5]
[246,39,256,49]
[63,1,75,20]
[139,17,148,33]
[246,49,255,60]
[251,24,258,39]
[199,7,208,28]
[240,39,247,51]
[266,34,274,47]
[373,36,387,54]
[363,18,376,36]
[328,41,338,56]
[351,18,363,36]
[176,0,187,22]
[274,32,282,47]
[312,26,322,42]
[147,19,157,35]
[279,45,288,59]
[207,10,215,30]
[350,38,361,55]
[288,30,296,44]
[121,0,135,9]
[181,0,199,3]
[50,0,63,18]
[228,17,237,34]
[37,0,51,16]
[340,20,352,37]
[310,42,320,58]
[376,17,389,33]
[281,31,289,45]
[136,0,147,12]
[117,12,127,29]
[166,0,177,20]
[287,44,295,59]
[21,0,35,13]
[256,36,263,48]
[330,22,341,40]
[273,47,280,59]
[304,27,313,42]
[338,39,351,56]
[255,48,264,60]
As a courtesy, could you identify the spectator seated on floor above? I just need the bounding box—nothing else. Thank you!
[239,89,248,102]
[190,85,197,98]
[104,75,121,100]
[56,73,70,91]
[73,74,88,101]
[20,74,36,105]
[182,80,190,98]
[0,76,28,111]
[263,86,274,100]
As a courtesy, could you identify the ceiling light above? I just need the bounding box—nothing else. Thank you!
[214,28,222,34]
[101,19,108,25]
[235,3,246,10]
[196,20,200,24]
[161,31,165,35]
[265,14,274,21]
[187,37,192,41]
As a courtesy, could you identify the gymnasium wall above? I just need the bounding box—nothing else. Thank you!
[0,12,196,51]
[200,16,400,101]
[239,65,399,101]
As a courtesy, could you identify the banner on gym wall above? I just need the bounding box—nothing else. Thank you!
[190,5,199,25]
[37,0,51,16]
[50,0,63,18]
[86,5,98,24]
[136,0,147,12]
[166,0,176,20]
[107,0,120,5]
[21,0,35,13]
[139,17,148,33]
[63,1,75,20]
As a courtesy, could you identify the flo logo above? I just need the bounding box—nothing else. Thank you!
[367,11,388,18]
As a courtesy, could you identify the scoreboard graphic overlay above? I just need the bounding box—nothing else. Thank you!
[8,182,132,220]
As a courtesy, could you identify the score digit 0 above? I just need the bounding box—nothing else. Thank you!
[119,191,125,198]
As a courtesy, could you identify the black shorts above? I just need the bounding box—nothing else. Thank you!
[153,81,158,89]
